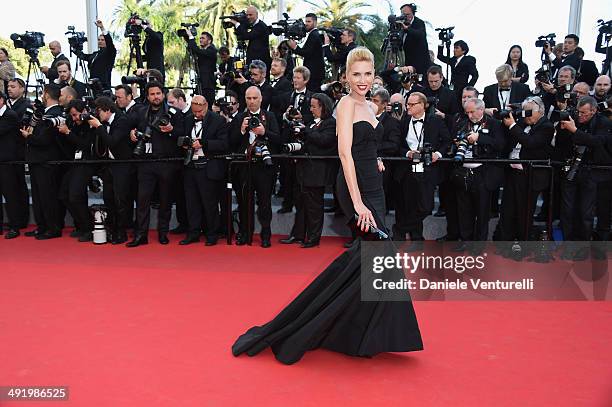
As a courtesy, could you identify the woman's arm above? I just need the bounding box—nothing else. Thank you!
[337,97,376,230]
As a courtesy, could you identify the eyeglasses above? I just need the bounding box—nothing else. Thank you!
[191,101,206,106]
[406,102,422,107]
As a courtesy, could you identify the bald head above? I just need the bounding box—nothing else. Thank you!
[246,6,258,23]
[573,82,591,98]
[245,86,262,112]
[389,93,404,105]
[191,95,207,119]
[594,75,611,98]
[49,41,61,57]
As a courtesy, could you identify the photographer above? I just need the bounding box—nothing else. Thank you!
[389,93,407,121]
[451,98,504,252]
[140,21,165,79]
[127,81,185,247]
[212,90,240,123]
[279,93,337,248]
[544,34,581,77]
[0,91,21,238]
[93,96,135,245]
[323,28,357,71]
[573,82,591,98]
[396,65,425,101]
[231,7,272,71]
[596,23,611,75]
[229,86,281,248]
[393,92,450,242]
[114,84,144,130]
[498,96,553,242]
[235,59,273,111]
[594,75,611,103]
[54,60,87,99]
[483,64,531,119]
[423,65,459,128]
[41,41,69,82]
[557,96,612,259]
[538,65,576,113]
[20,84,64,240]
[270,57,292,93]
[287,13,325,91]
[399,3,431,75]
[437,40,478,96]
[6,78,30,228]
[179,95,229,246]
[186,31,217,107]
[59,86,78,107]
[57,99,97,242]
[76,19,116,90]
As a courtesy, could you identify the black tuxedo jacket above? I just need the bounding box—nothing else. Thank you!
[292,30,325,85]
[280,89,314,124]
[26,105,64,162]
[137,105,185,157]
[297,117,338,187]
[423,86,459,129]
[483,82,531,111]
[78,33,117,89]
[96,112,134,160]
[235,21,271,69]
[553,52,581,75]
[143,28,165,77]
[396,113,451,183]
[183,111,229,180]
[570,114,612,166]
[46,53,70,82]
[270,76,292,94]
[376,112,401,156]
[188,40,217,89]
[437,48,479,91]
[576,59,599,87]
[240,80,273,111]
[57,79,87,99]
[508,117,554,190]
[64,123,95,160]
[0,108,19,161]
[230,110,281,155]
[7,97,29,159]
[402,16,430,75]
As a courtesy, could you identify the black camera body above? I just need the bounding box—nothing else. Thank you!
[220,11,248,29]
[597,19,612,35]
[435,26,455,44]
[564,145,587,181]
[125,13,147,38]
[453,131,470,162]
[248,115,261,130]
[401,72,422,84]
[534,66,552,84]
[65,26,87,54]
[11,31,45,58]
[215,96,234,116]
[133,128,151,156]
[121,75,147,86]
[535,33,556,48]
[556,109,578,122]
[426,96,439,115]
[283,122,305,153]
[555,84,578,106]
[271,13,306,40]
[21,99,45,128]
[391,102,403,116]
[319,27,344,48]
[177,22,199,40]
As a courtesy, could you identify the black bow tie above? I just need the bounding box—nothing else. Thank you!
[412,119,424,123]
[499,88,511,92]
[102,121,110,128]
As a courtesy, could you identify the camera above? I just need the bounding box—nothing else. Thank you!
[125,13,148,38]
[323,81,346,100]
[121,75,147,86]
[493,102,524,120]
[271,13,307,40]
[220,59,247,86]
[564,145,587,181]
[177,135,195,165]
[254,142,273,165]
[556,109,577,122]
[387,14,408,31]
[133,128,152,156]
[220,11,248,29]
[391,102,403,115]
[597,19,612,35]
[453,131,470,162]
[177,22,199,40]
[555,84,578,106]
[65,26,87,54]
[215,96,234,116]
[44,115,66,127]
[80,112,93,122]
[426,96,439,115]
[282,122,305,154]
[435,26,455,44]
[535,33,556,48]
[21,99,45,128]
[10,31,45,58]
[248,115,261,130]
[319,27,344,48]
[401,72,422,84]
[534,65,552,84]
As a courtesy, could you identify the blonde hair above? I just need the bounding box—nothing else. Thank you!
[346,46,375,73]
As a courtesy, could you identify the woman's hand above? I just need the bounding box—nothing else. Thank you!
[354,201,376,232]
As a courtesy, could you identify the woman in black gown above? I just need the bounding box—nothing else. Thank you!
[232,47,423,365]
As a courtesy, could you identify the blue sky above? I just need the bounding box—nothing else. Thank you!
[1,0,609,87]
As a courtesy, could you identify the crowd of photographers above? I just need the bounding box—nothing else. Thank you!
[1,4,611,259]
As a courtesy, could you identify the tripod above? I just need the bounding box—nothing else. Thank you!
[440,40,452,80]
[381,34,404,72]
[184,45,201,96]
[126,35,144,76]
[24,51,45,98]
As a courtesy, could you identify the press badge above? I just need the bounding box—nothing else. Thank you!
[482,129,489,134]
[145,142,153,154]
[413,163,424,173]
[74,150,82,160]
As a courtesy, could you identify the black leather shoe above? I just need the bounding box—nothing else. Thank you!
[5,229,20,239]
[126,235,148,247]
[276,206,293,214]
[235,234,247,246]
[170,225,187,235]
[301,240,320,248]
[279,236,303,244]
[25,229,44,237]
[205,239,217,246]
[112,232,128,245]
[261,239,271,248]
[78,232,93,242]
[36,231,62,240]
[179,236,200,245]
[159,234,169,245]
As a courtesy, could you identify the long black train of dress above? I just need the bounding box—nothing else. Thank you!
[232,121,423,364]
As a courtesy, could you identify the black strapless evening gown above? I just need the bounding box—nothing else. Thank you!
[232,121,423,365]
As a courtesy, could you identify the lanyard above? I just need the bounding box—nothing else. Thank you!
[192,122,204,139]
[411,120,425,149]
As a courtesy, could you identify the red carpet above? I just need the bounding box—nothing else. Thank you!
[1,233,611,406]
